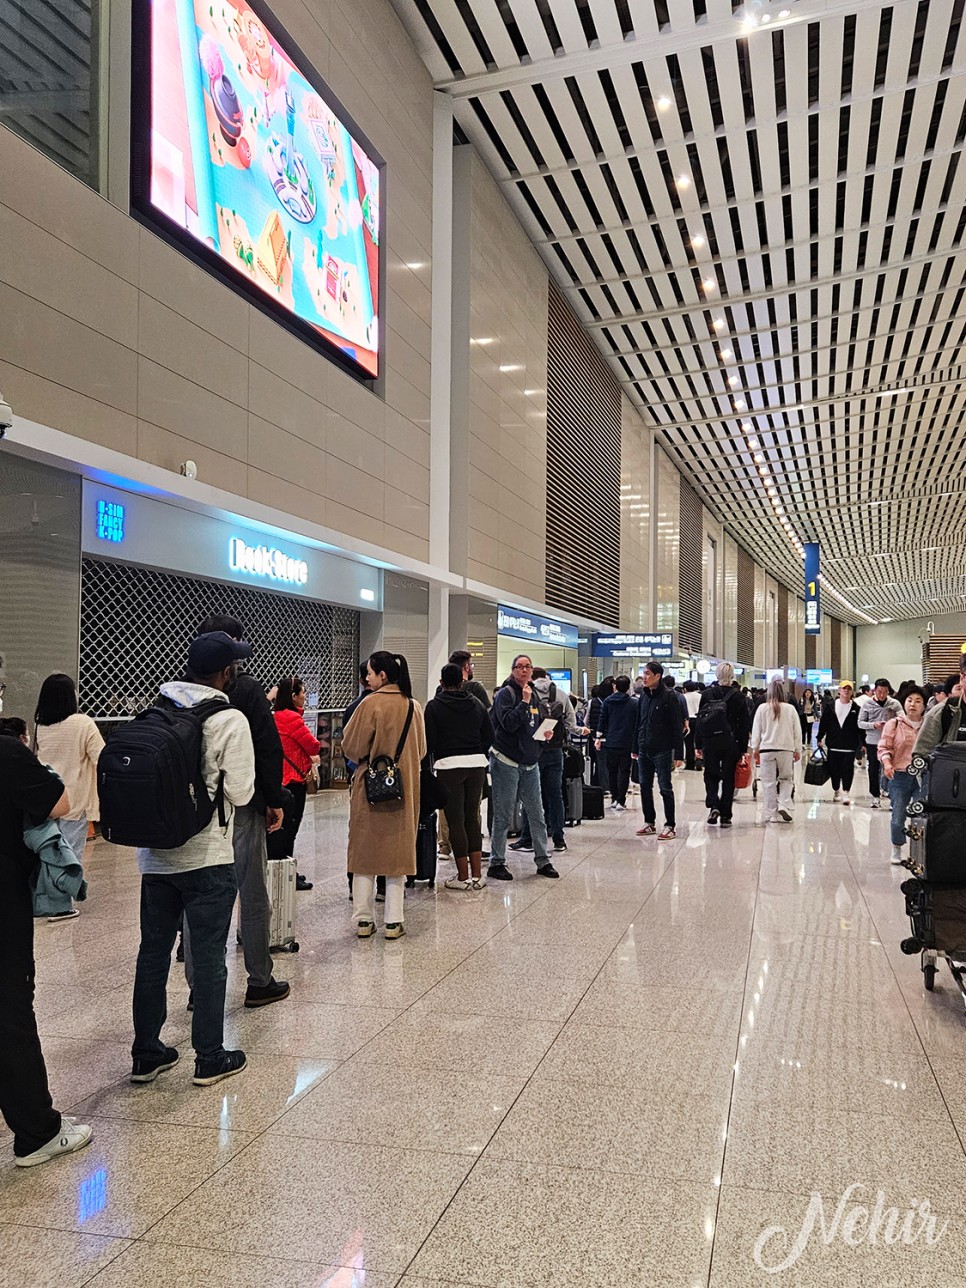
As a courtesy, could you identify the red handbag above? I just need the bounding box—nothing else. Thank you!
[734,754,752,789]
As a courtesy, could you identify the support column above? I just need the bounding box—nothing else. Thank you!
[429,92,453,573]
[427,584,450,702]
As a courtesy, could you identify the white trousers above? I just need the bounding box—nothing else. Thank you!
[760,751,794,816]
[352,874,405,924]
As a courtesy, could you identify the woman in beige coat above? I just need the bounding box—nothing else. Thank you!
[342,651,426,939]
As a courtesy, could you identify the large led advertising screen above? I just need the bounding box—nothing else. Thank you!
[132,0,381,379]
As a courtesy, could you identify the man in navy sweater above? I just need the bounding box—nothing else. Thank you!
[596,675,637,811]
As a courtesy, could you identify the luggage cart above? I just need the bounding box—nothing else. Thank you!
[899,876,966,1008]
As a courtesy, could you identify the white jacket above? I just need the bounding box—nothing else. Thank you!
[137,682,255,876]
[751,701,802,754]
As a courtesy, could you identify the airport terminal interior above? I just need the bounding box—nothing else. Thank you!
[4,0,966,1283]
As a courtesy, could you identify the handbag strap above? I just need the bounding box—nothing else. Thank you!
[282,751,310,781]
[363,698,414,767]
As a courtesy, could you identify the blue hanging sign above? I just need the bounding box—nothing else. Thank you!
[804,543,821,636]
[497,606,578,650]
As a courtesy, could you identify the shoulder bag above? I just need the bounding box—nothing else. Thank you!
[363,699,414,805]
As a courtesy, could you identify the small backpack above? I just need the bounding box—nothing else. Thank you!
[545,683,568,748]
[98,698,228,849]
[696,693,735,742]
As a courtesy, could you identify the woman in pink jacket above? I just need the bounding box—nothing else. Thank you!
[272,676,322,889]
[879,687,926,864]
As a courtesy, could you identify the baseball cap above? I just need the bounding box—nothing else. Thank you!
[188,631,252,675]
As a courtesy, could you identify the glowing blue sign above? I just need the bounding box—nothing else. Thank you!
[229,537,308,586]
[96,500,125,543]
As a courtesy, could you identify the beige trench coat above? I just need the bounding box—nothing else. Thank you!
[342,685,427,877]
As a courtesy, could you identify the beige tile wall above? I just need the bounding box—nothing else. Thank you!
[655,450,680,634]
[723,533,739,662]
[465,154,549,602]
[619,396,651,630]
[0,0,434,560]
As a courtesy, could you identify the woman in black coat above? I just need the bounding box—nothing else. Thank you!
[817,681,863,804]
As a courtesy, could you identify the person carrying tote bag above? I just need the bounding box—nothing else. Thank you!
[343,652,426,940]
[271,676,321,889]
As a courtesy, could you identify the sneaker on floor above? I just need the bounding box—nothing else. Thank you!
[444,877,472,890]
[437,852,453,862]
[763,813,779,824]
[244,979,291,1008]
[720,819,733,829]
[871,798,880,809]
[778,809,793,823]
[384,922,406,939]
[47,909,80,922]
[470,876,488,890]
[508,840,534,852]
[356,920,375,938]
[707,810,720,825]
[295,873,313,891]
[553,838,568,852]
[130,1046,179,1084]
[636,823,657,836]
[832,790,841,802]
[193,1049,247,1086]
[536,863,560,878]
[842,795,852,806]
[15,1118,93,1168]
[891,845,905,865]
[658,825,676,840]
[487,863,514,881]
[612,802,627,813]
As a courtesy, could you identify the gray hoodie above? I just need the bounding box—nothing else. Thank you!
[137,682,255,876]
[858,694,902,746]
[533,676,577,738]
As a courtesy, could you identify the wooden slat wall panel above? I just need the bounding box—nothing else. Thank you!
[737,545,755,664]
[830,618,842,677]
[805,633,817,672]
[546,282,621,625]
[923,637,966,684]
[678,479,702,654]
[777,584,789,663]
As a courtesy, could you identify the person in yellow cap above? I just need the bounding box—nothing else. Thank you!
[817,681,862,804]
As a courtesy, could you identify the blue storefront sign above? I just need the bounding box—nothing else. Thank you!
[591,632,675,660]
[804,543,821,636]
[497,606,579,650]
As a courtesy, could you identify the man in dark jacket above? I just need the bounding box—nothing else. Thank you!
[196,615,290,1008]
[487,655,559,881]
[449,650,491,709]
[633,661,684,839]
[596,675,637,810]
[695,662,750,828]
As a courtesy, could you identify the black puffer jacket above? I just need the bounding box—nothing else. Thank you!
[226,671,284,810]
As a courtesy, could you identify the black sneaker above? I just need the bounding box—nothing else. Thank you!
[296,873,313,891]
[130,1046,179,1084]
[193,1049,247,1086]
[553,838,568,852]
[707,810,720,825]
[537,863,560,878]
[509,840,534,852]
[244,979,291,1008]
[487,863,514,881]
[720,819,733,829]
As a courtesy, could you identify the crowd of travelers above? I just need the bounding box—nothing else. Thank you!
[1,627,957,1172]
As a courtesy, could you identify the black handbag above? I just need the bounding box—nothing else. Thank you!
[420,762,449,817]
[363,700,414,805]
[803,749,831,786]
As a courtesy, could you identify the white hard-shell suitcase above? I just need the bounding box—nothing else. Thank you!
[268,858,299,953]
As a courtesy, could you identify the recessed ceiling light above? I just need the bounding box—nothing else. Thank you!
[721,349,733,359]
[779,9,790,16]
[703,278,716,291]
[499,364,522,372]
[761,12,771,23]
[754,453,764,463]
[748,437,759,448]
[713,319,724,330]
[656,96,672,111]
[692,234,705,247]
[472,337,495,346]
[677,174,691,188]
[729,376,739,387]
[735,399,746,409]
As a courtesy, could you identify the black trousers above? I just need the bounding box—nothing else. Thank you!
[867,747,882,798]
[684,727,697,770]
[703,739,739,821]
[438,766,486,856]
[827,749,856,792]
[268,780,307,861]
[0,860,61,1156]
[605,749,632,806]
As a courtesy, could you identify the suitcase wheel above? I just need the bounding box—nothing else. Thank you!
[923,963,937,990]
[900,937,923,955]
[907,800,926,817]
[910,754,928,776]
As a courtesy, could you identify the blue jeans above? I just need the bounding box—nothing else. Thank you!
[133,864,237,1060]
[520,749,565,846]
[639,750,675,827]
[489,753,550,867]
[888,770,922,848]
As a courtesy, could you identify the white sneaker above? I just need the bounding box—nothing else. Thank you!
[871,798,880,809]
[612,803,626,813]
[444,877,472,891]
[891,846,904,865]
[832,790,841,802]
[763,813,779,823]
[470,876,488,890]
[842,795,851,806]
[15,1117,92,1168]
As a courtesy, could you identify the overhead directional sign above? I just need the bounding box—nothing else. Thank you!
[591,632,675,659]
[805,543,821,636]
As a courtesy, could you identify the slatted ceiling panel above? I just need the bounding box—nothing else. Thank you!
[545,282,622,626]
[678,480,702,654]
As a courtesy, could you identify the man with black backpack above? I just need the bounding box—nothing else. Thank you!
[126,632,255,1087]
[695,662,751,829]
[510,667,576,855]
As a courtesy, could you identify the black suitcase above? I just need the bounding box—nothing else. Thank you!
[902,878,966,955]
[582,784,605,820]
[407,815,437,888]
[907,811,966,884]
[563,744,585,780]
[927,745,966,811]
[565,776,583,827]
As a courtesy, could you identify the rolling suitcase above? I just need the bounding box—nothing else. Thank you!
[565,775,583,828]
[907,811,966,884]
[268,857,299,953]
[927,745,966,811]
[582,784,605,820]
[902,879,966,955]
[408,815,437,888]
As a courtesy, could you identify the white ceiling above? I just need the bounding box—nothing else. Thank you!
[390,0,966,626]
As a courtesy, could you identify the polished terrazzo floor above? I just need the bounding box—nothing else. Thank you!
[7,768,966,1287]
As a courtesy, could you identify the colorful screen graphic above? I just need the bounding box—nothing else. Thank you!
[142,0,380,377]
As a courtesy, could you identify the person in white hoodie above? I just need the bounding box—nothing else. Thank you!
[130,632,255,1089]
[750,678,803,823]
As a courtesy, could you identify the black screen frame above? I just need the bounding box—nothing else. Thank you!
[129,0,385,386]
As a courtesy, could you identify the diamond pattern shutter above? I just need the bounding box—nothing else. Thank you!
[546,281,622,625]
[678,478,702,654]
[737,545,755,664]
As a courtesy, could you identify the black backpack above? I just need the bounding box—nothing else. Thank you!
[98,698,228,849]
[545,683,569,748]
[696,692,735,742]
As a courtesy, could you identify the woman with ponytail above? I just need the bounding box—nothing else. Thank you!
[750,677,803,823]
[342,652,425,939]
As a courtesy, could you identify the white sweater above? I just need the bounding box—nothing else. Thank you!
[751,702,802,754]
[137,682,255,876]
[35,713,105,821]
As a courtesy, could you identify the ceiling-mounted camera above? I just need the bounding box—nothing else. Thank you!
[0,391,13,439]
